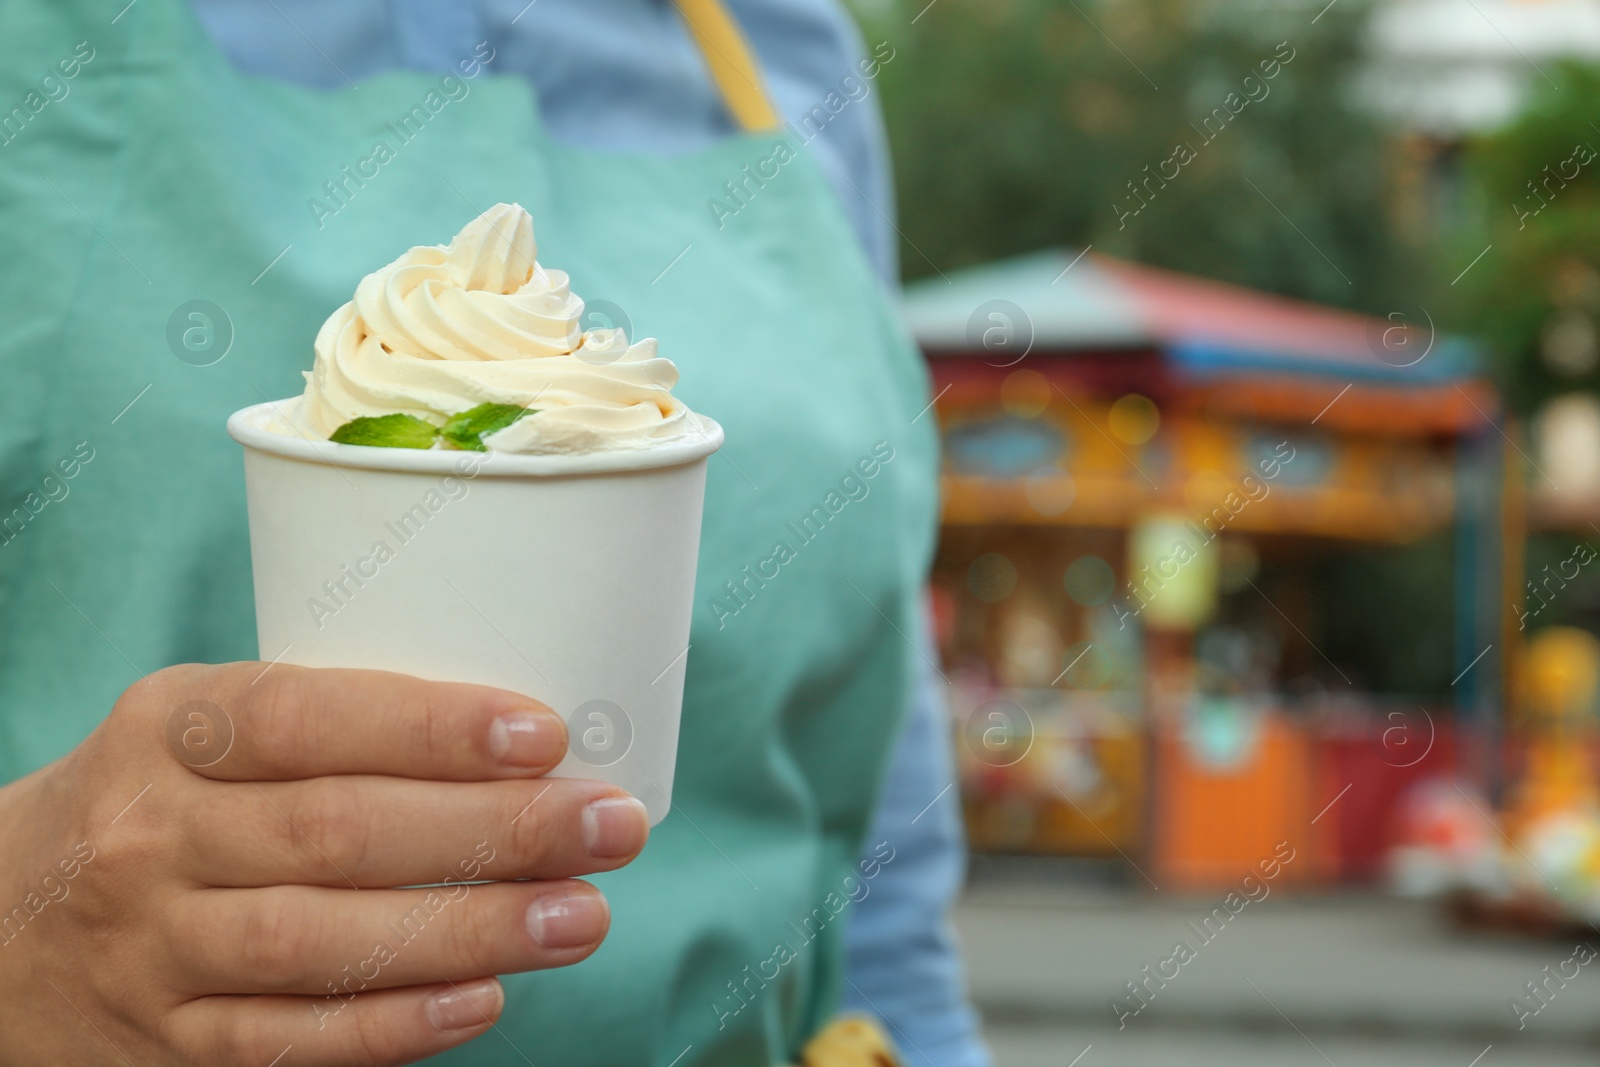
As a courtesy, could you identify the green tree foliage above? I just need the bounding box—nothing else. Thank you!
[849,0,1467,695]
[1459,62,1600,414]
[854,0,1415,312]
[1307,535,1459,698]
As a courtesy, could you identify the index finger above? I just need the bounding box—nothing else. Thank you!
[154,663,568,782]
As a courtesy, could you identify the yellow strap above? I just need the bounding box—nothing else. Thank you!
[673,0,783,132]
[794,1015,903,1067]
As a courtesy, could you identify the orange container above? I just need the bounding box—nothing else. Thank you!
[1150,711,1315,891]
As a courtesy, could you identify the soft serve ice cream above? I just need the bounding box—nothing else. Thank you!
[230,203,721,823]
[299,202,706,453]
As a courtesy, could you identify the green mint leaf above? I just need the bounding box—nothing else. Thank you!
[439,403,537,452]
[329,414,440,449]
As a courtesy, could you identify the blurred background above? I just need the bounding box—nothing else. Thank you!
[852,0,1600,1062]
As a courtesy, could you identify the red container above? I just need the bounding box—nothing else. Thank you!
[1308,708,1460,884]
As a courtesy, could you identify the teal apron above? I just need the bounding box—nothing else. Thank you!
[0,1,938,1064]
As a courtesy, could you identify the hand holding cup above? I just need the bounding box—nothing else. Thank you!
[0,662,648,1066]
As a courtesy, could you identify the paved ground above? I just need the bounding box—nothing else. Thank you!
[953,862,1600,1067]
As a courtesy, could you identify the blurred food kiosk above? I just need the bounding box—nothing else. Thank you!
[903,250,1505,889]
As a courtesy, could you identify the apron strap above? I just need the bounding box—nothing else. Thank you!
[673,0,782,132]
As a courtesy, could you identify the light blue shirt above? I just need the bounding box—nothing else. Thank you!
[189,0,899,281]
[187,3,983,1064]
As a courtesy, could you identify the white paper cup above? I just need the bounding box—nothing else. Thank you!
[227,399,722,824]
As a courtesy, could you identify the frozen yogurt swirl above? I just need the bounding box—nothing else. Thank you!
[302,203,705,453]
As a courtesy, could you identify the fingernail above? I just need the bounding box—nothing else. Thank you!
[527,887,610,948]
[489,712,564,768]
[425,978,503,1032]
[582,795,649,859]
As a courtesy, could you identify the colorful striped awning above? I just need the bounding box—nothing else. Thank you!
[902,249,1479,384]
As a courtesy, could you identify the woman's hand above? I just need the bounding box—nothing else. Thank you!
[0,662,650,1066]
